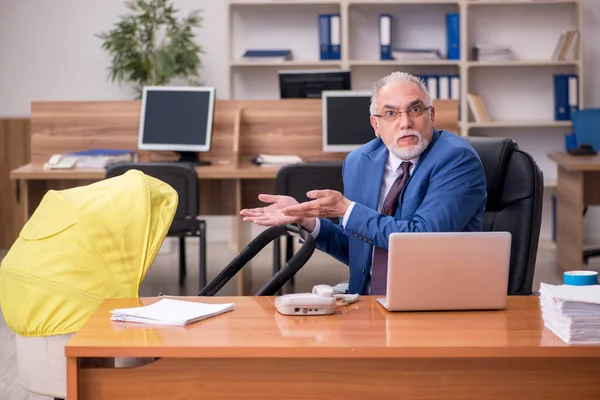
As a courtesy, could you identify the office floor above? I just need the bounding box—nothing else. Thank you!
[0,236,597,399]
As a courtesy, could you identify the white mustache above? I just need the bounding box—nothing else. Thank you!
[394,130,422,142]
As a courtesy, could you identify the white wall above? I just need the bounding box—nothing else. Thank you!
[0,0,229,116]
[1,0,600,242]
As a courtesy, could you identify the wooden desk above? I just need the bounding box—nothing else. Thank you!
[10,161,280,181]
[10,161,282,223]
[549,152,600,273]
[65,296,600,400]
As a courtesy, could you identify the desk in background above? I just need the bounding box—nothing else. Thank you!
[65,296,600,400]
[6,99,459,294]
[549,152,600,274]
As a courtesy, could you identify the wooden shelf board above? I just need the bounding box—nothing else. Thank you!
[468,60,579,67]
[467,0,578,5]
[467,120,572,129]
[350,60,460,67]
[230,60,343,67]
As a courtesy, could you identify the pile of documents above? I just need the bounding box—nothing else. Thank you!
[242,49,292,62]
[45,149,137,170]
[472,44,515,62]
[391,48,442,61]
[110,298,234,326]
[539,282,600,344]
[252,153,303,167]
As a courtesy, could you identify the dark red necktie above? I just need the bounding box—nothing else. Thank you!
[369,161,412,295]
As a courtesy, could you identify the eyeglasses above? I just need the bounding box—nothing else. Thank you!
[372,103,431,122]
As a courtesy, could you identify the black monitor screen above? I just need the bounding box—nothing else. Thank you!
[139,87,215,152]
[279,70,351,99]
[323,91,374,152]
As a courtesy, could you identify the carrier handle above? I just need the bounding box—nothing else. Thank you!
[197,224,315,296]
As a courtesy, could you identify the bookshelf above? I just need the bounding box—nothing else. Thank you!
[227,0,583,186]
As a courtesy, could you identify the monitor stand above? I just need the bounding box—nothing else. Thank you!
[176,151,211,166]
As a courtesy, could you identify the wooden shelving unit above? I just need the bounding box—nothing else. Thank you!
[227,0,583,187]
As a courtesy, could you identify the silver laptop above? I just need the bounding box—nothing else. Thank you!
[377,232,512,311]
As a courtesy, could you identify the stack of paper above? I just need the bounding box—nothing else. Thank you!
[539,283,600,344]
[392,48,442,61]
[242,49,292,62]
[251,153,303,167]
[110,298,234,326]
[472,44,515,62]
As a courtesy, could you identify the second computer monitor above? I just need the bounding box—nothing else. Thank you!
[279,69,351,99]
[138,86,215,164]
[322,90,375,152]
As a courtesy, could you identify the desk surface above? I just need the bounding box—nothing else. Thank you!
[65,296,596,359]
[10,162,281,180]
[549,152,600,171]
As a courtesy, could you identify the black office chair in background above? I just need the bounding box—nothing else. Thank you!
[272,161,344,292]
[465,137,544,295]
[105,163,207,290]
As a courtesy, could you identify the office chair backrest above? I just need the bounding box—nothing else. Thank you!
[276,162,344,203]
[465,137,544,295]
[105,163,199,228]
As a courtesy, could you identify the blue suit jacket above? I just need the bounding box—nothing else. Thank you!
[314,129,487,295]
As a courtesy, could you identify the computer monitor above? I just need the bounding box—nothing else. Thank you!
[322,90,375,152]
[279,69,351,99]
[138,86,215,165]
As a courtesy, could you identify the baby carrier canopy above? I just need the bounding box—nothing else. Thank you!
[0,170,178,337]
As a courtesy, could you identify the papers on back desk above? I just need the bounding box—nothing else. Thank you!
[539,283,600,344]
[110,298,234,326]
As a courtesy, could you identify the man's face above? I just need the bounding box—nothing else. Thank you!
[369,81,435,160]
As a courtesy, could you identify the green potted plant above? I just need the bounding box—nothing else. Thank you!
[96,0,204,98]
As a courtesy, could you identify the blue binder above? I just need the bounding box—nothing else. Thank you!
[318,14,330,60]
[568,74,579,115]
[554,74,569,121]
[571,109,600,150]
[446,13,460,60]
[329,14,341,60]
[449,75,460,100]
[379,14,392,60]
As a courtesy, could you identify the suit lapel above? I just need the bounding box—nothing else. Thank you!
[361,144,388,210]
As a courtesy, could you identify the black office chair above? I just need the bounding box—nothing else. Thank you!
[105,163,207,289]
[465,137,544,295]
[272,161,344,292]
[582,206,600,264]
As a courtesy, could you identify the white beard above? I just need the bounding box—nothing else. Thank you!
[389,129,430,160]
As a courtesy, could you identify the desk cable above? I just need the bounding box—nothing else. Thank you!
[334,293,360,305]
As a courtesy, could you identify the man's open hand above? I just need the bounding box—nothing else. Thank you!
[239,194,302,227]
[281,190,351,219]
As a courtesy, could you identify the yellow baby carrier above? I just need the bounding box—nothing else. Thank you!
[0,169,177,337]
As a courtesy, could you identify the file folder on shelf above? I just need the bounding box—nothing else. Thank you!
[446,13,460,60]
[438,76,450,100]
[554,74,578,121]
[379,14,392,60]
[329,14,341,60]
[318,14,330,61]
[450,75,460,100]
[568,74,579,116]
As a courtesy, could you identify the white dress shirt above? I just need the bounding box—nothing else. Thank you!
[310,152,419,242]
